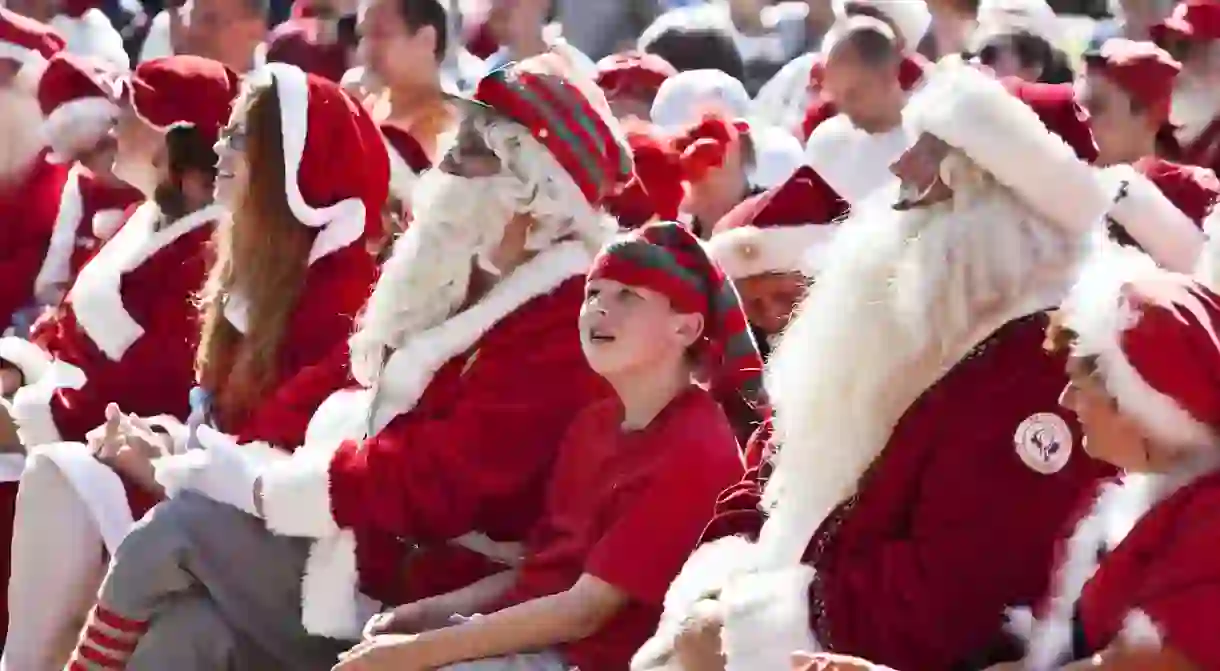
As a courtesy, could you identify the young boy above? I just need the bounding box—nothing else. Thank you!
[338,221,764,671]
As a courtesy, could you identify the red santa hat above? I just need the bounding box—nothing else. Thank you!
[904,59,1113,235]
[1000,77,1099,162]
[379,121,431,208]
[257,18,349,84]
[1083,39,1180,127]
[707,166,848,280]
[243,63,391,262]
[1061,246,1220,450]
[37,52,120,163]
[0,9,65,92]
[1152,0,1220,44]
[1102,158,1215,273]
[118,55,240,146]
[603,125,685,229]
[595,50,677,103]
[460,52,634,205]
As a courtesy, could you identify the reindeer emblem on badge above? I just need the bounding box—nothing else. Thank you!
[1015,413,1072,475]
[1030,427,1060,464]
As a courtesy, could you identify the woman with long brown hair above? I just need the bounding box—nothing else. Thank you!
[14,63,388,670]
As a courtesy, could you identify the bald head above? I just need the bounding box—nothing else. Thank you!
[826,16,902,70]
[821,17,905,132]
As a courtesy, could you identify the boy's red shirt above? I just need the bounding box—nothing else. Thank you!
[495,386,744,670]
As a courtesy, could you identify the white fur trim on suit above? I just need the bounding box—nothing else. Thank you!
[721,564,820,671]
[1060,245,1217,450]
[34,164,84,301]
[1099,165,1205,274]
[274,239,595,638]
[246,63,366,264]
[1118,609,1162,651]
[29,441,135,553]
[92,209,125,241]
[11,360,87,446]
[0,42,49,93]
[904,59,1113,235]
[0,452,24,482]
[1194,204,1220,291]
[0,337,53,385]
[707,224,838,279]
[384,134,420,207]
[632,535,756,670]
[805,114,909,207]
[43,98,120,164]
[68,202,221,361]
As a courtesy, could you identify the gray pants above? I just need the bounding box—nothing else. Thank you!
[89,493,352,670]
[440,650,569,670]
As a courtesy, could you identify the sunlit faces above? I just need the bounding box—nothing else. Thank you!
[1058,357,1148,469]
[736,272,808,337]
[111,103,165,197]
[607,95,653,122]
[579,278,704,378]
[1075,73,1147,167]
[357,0,438,89]
[213,101,250,211]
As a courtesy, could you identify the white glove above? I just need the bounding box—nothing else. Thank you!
[183,426,261,516]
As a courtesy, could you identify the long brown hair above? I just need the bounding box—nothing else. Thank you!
[195,82,314,426]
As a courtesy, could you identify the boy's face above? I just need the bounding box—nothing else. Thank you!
[735,272,808,337]
[580,278,704,378]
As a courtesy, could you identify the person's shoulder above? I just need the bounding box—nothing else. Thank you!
[935,311,1066,406]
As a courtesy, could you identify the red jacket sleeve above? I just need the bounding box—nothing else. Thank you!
[328,281,609,542]
[816,354,1108,669]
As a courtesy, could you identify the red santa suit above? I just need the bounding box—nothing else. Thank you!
[1010,250,1220,671]
[632,60,1124,671]
[1152,0,1220,175]
[0,55,238,671]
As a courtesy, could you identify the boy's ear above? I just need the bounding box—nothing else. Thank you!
[673,312,705,350]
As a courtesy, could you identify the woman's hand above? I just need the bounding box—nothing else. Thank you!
[792,652,890,671]
[674,599,727,671]
[91,404,170,496]
[363,601,447,639]
[332,634,431,671]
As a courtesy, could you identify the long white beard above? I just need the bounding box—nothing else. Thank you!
[1170,74,1220,146]
[348,168,527,386]
[755,177,1082,567]
[0,90,46,185]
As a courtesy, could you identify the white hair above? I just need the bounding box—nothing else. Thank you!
[0,88,46,182]
[348,113,617,386]
[753,151,1088,566]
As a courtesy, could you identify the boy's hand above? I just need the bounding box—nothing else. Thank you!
[333,634,430,671]
[792,652,892,671]
[674,600,726,671]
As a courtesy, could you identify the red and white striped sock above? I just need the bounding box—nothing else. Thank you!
[65,605,149,670]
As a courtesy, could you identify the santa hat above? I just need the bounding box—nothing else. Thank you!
[119,55,240,146]
[256,18,349,84]
[707,166,848,280]
[0,337,53,386]
[1152,0,1220,44]
[49,0,128,71]
[971,0,1063,51]
[651,69,752,133]
[589,220,768,414]
[603,126,685,229]
[244,63,391,263]
[459,52,634,205]
[379,122,431,208]
[1001,77,1099,162]
[0,9,65,93]
[1083,39,1180,127]
[831,0,932,51]
[904,59,1113,235]
[595,50,677,103]
[1101,158,1214,273]
[37,52,120,164]
[1061,245,1220,450]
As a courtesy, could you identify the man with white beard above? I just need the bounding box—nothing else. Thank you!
[1152,0,1220,175]
[631,59,1123,671]
[0,9,70,335]
[58,52,631,668]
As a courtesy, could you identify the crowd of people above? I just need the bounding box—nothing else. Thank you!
[0,0,1219,669]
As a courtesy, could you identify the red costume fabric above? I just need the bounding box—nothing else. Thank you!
[0,155,69,332]
[498,387,743,670]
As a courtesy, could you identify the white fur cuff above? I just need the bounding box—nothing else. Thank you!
[299,529,375,638]
[261,448,341,539]
[721,565,819,671]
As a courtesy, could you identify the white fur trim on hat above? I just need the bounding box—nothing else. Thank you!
[1061,244,1217,450]
[651,69,753,132]
[42,97,120,164]
[0,337,53,385]
[832,0,932,50]
[905,59,1115,235]
[0,42,50,93]
[246,63,367,264]
[972,0,1063,50]
[708,223,838,279]
[1099,165,1206,274]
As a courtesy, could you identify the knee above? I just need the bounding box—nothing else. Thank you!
[129,597,237,668]
[17,451,71,501]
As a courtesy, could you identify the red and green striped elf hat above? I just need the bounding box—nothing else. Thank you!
[456,50,634,206]
[589,220,770,416]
